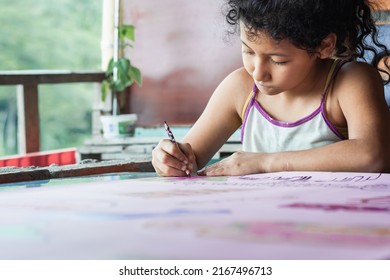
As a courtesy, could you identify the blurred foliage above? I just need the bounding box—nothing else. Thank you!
[0,0,101,155]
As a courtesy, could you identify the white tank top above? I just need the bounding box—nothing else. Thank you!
[241,60,348,153]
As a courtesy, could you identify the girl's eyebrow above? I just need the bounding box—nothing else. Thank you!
[240,39,290,57]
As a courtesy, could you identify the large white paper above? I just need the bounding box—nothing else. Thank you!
[0,171,389,259]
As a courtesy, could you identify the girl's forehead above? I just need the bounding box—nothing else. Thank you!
[239,25,305,55]
[240,27,290,49]
[239,23,277,43]
[237,21,307,54]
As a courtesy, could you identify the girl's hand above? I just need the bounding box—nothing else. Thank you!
[197,151,265,176]
[152,139,197,176]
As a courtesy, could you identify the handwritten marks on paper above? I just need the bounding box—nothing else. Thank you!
[147,172,389,191]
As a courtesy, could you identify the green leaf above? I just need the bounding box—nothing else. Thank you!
[128,65,142,86]
[117,57,130,73]
[105,58,115,75]
[119,25,135,42]
[108,58,130,92]
[101,80,109,101]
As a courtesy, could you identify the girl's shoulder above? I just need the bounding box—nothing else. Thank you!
[323,59,385,129]
[329,59,387,122]
[212,67,253,101]
[335,60,383,93]
[223,67,253,89]
[217,67,254,114]
[330,60,384,106]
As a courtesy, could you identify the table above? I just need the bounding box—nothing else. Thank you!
[0,171,389,260]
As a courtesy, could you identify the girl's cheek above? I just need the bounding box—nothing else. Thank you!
[242,58,254,75]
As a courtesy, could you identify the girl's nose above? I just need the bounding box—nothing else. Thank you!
[252,59,269,82]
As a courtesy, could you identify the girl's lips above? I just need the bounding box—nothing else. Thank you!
[255,82,270,89]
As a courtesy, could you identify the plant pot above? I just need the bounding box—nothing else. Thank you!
[100,114,137,139]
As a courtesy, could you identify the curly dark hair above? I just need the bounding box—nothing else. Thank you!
[225,0,389,83]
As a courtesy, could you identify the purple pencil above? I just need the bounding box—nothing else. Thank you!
[164,121,177,144]
[163,121,190,176]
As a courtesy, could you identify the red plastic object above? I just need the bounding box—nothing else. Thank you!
[0,148,77,167]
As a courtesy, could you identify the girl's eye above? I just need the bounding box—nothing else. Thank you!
[243,51,254,55]
[242,48,255,55]
[271,59,288,65]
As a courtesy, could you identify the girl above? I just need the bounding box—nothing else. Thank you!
[152,0,390,176]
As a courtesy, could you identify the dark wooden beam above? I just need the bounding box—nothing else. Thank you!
[0,160,155,184]
[17,84,40,153]
[0,70,105,85]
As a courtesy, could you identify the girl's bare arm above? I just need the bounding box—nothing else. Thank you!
[152,68,251,176]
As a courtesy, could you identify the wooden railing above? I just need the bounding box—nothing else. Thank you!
[0,70,105,154]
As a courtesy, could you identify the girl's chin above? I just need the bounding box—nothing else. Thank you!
[257,84,280,96]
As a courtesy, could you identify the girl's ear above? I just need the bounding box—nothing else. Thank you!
[317,33,337,59]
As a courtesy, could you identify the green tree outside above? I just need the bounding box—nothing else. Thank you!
[0,0,102,155]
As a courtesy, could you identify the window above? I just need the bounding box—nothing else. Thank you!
[0,0,102,155]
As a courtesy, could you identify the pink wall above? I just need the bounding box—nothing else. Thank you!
[123,0,242,125]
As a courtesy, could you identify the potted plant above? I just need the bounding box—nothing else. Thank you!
[101,24,142,104]
[100,2,142,139]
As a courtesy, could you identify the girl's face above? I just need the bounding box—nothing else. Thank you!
[240,24,318,96]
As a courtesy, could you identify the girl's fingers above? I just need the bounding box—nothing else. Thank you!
[161,140,189,164]
[152,139,191,176]
[197,161,224,176]
[160,149,184,169]
[154,163,189,177]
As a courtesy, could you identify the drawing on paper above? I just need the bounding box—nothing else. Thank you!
[147,220,390,247]
[282,195,390,213]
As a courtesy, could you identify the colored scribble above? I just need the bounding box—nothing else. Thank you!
[283,195,390,213]
[147,220,390,247]
[39,208,231,221]
[283,203,390,212]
